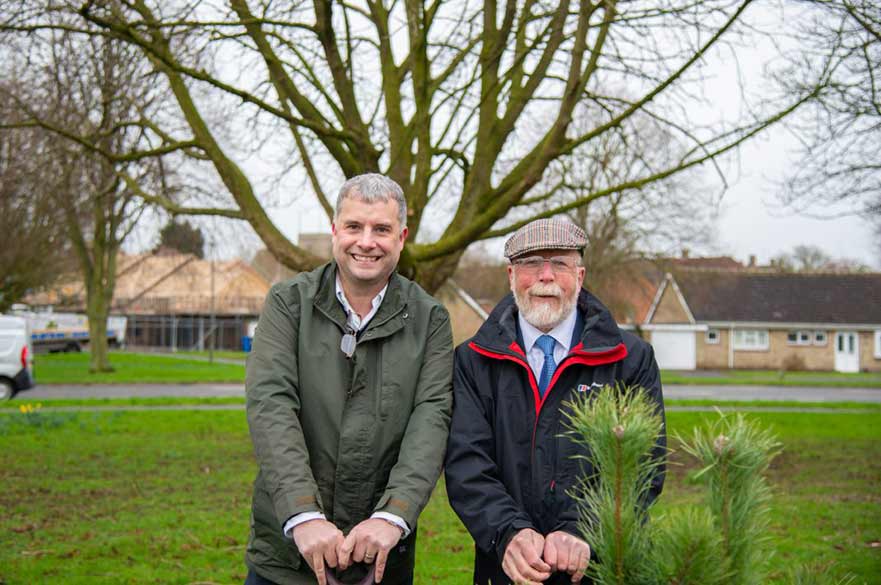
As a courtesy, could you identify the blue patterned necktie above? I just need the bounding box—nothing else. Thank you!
[535,335,557,397]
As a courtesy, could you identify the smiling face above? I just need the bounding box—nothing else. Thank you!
[508,249,585,332]
[332,195,408,294]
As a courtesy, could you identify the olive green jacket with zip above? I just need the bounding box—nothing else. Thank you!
[244,262,454,584]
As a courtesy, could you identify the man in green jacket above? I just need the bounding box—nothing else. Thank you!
[244,174,454,585]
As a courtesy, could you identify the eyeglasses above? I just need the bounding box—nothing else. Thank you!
[512,255,581,274]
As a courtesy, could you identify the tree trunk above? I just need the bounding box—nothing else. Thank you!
[87,268,114,373]
[409,249,466,295]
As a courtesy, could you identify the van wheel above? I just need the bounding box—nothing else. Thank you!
[0,380,13,401]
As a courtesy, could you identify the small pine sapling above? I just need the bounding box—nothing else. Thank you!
[681,412,781,585]
[564,384,665,585]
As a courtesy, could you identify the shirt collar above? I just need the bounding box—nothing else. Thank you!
[335,274,388,331]
[519,305,578,353]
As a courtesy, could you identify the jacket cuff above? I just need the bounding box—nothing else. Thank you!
[495,518,536,561]
[374,493,419,529]
[272,490,323,527]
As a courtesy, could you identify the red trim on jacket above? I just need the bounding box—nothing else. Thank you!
[509,341,525,356]
[467,340,628,418]
[468,342,539,402]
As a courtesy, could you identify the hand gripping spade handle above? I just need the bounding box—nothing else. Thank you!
[325,563,376,585]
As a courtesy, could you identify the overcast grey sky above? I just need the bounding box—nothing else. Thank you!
[714,134,876,268]
[697,2,877,269]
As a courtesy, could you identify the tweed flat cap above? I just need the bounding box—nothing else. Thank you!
[504,218,587,260]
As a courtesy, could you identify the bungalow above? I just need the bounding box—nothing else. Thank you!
[644,271,881,372]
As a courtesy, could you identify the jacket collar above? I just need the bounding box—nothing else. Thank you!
[473,289,625,358]
[313,261,406,338]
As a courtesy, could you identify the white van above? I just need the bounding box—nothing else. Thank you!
[0,315,35,400]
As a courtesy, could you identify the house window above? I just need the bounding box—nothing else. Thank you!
[813,331,827,346]
[875,330,881,359]
[787,330,813,346]
[706,329,720,344]
[733,329,769,351]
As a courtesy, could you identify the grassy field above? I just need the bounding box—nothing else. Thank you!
[2,407,878,584]
[34,352,245,384]
[662,369,881,388]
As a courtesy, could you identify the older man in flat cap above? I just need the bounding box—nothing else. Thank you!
[445,218,666,585]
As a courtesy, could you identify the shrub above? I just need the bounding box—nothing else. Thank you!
[781,354,807,372]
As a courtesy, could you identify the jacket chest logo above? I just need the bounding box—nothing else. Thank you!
[576,382,604,393]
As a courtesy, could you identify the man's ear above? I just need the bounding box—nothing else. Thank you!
[507,264,515,291]
[399,226,409,243]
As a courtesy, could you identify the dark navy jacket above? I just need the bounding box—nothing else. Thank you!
[444,290,666,584]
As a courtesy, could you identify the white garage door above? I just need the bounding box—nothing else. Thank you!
[650,330,696,370]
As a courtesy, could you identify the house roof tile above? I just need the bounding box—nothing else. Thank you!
[674,271,881,324]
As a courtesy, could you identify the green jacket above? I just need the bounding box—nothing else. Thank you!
[245,262,454,584]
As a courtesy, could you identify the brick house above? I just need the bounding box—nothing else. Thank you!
[643,271,881,372]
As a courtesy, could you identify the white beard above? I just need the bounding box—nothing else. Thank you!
[513,282,579,331]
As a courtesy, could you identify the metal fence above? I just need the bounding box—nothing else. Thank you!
[124,314,255,352]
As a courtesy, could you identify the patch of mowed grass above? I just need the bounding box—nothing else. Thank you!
[659,411,881,584]
[662,369,881,388]
[1,410,878,584]
[175,350,248,361]
[35,351,245,384]
[1,410,255,585]
[1,397,245,409]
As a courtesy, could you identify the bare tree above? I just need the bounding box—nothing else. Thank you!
[3,0,818,293]
[0,87,71,312]
[770,244,869,272]
[776,0,880,220]
[1,21,173,372]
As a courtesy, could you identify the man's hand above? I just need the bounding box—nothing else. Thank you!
[337,518,403,583]
[292,519,345,585]
[542,531,590,583]
[502,528,552,585]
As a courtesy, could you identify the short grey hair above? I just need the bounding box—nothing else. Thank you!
[335,173,407,229]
